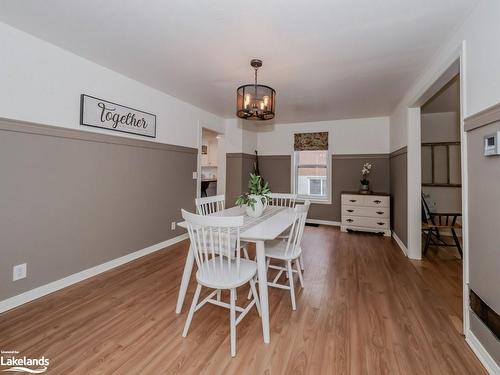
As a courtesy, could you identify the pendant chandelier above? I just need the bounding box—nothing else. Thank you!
[236,59,276,121]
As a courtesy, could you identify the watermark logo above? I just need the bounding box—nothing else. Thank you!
[0,351,49,373]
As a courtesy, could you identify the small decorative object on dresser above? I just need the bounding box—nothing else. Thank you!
[359,162,372,193]
[341,191,391,236]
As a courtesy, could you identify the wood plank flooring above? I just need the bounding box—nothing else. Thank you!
[0,226,486,374]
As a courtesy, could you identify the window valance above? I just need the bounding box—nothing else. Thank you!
[293,132,328,151]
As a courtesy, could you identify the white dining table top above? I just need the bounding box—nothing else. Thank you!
[178,206,296,241]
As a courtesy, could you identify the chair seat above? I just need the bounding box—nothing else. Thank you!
[196,258,257,289]
[422,223,462,230]
[264,239,301,260]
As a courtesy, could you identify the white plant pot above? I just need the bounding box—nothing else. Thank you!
[245,194,268,218]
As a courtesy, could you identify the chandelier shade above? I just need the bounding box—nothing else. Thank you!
[236,59,276,121]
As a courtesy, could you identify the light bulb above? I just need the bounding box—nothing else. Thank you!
[244,94,251,109]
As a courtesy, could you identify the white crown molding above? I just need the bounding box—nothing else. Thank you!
[0,233,189,314]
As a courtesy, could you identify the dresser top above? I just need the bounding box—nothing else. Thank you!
[341,191,390,197]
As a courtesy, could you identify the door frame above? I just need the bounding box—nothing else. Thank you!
[196,122,226,199]
[406,41,469,335]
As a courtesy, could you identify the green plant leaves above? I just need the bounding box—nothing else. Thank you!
[235,173,272,207]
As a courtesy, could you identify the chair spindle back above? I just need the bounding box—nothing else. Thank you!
[283,200,310,256]
[196,195,225,215]
[268,193,297,208]
[182,209,244,278]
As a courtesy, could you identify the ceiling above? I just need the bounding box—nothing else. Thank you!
[0,0,478,123]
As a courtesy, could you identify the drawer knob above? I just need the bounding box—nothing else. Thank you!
[377,222,385,226]
[376,211,384,215]
[347,209,354,212]
[346,219,353,223]
[374,200,382,204]
[349,199,357,202]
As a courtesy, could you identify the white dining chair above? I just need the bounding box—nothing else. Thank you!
[267,193,305,271]
[195,194,226,215]
[268,193,297,208]
[268,194,297,240]
[196,195,250,260]
[264,201,310,310]
[181,209,261,357]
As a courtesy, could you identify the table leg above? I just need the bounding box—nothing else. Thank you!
[175,243,194,314]
[256,240,270,343]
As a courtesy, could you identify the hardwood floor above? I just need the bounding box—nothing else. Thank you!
[0,226,485,374]
[412,238,465,334]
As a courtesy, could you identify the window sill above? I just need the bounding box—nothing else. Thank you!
[296,197,332,205]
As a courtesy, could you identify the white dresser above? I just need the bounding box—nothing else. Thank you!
[340,192,391,236]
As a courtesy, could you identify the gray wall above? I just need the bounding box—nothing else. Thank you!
[259,155,291,193]
[390,147,408,247]
[466,120,500,365]
[0,120,196,300]
[225,153,256,207]
[258,154,390,222]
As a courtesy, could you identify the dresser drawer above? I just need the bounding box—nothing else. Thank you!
[364,195,390,208]
[342,205,389,219]
[341,194,365,206]
[342,216,390,229]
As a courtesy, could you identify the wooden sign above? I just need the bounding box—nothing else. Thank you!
[80,94,156,138]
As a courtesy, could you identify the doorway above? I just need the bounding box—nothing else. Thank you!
[419,74,464,332]
[198,127,225,198]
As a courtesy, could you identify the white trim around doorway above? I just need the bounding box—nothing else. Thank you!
[406,40,471,345]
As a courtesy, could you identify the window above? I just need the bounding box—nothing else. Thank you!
[292,132,330,203]
[309,177,327,196]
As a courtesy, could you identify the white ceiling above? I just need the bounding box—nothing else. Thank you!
[0,0,478,123]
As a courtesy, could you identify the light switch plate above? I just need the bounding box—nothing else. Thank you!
[171,222,176,230]
[192,171,198,179]
[13,263,27,281]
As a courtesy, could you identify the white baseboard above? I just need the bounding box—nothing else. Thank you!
[465,329,500,375]
[392,231,408,257]
[306,219,340,226]
[0,233,189,314]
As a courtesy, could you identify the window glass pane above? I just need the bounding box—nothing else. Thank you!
[297,150,327,165]
[309,179,322,195]
[297,167,327,197]
[295,150,329,199]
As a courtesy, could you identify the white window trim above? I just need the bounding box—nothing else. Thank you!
[291,150,332,205]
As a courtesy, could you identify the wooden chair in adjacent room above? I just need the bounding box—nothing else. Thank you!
[421,193,462,258]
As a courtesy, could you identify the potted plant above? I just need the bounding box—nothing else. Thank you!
[360,162,372,193]
[235,173,271,218]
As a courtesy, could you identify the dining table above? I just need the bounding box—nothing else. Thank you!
[176,205,297,344]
